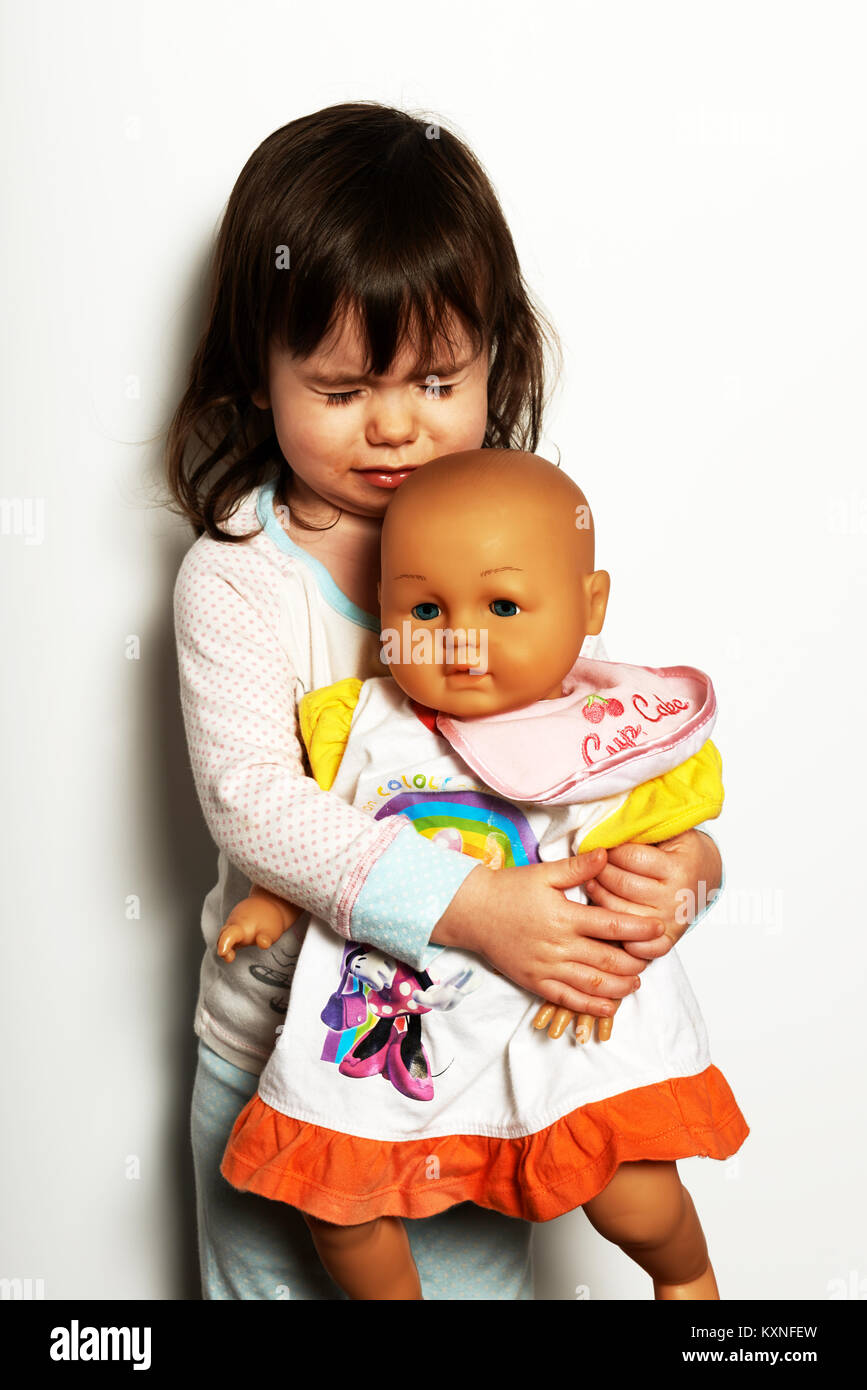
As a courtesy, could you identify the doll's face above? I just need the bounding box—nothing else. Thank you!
[379,456,610,717]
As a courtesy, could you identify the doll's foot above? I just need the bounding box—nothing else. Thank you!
[385,1031,434,1102]
[339,1023,396,1079]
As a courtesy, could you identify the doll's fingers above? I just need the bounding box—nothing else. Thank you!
[575,1014,593,1044]
[547,1008,574,1040]
[596,1016,614,1042]
[255,934,274,950]
[533,1003,556,1030]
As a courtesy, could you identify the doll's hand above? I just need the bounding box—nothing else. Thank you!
[217,887,303,963]
[217,900,289,962]
[347,948,397,991]
[413,968,482,1012]
[583,830,722,961]
[533,1002,617,1043]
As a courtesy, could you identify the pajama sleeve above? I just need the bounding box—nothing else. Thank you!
[173,546,476,970]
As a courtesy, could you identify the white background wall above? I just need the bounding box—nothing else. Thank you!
[2,0,865,1301]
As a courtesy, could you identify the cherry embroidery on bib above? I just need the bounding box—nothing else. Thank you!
[581,694,625,723]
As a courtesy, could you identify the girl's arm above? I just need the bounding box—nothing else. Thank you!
[174,544,474,956]
[175,545,663,1014]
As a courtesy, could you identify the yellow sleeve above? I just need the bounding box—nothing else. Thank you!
[298,678,363,790]
[577,739,724,852]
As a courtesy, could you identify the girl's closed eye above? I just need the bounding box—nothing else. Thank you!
[324,383,457,407]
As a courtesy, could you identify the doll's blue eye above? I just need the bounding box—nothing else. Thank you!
[412,603,440,621]
[490,599,520,617]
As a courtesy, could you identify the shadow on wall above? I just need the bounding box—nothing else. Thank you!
[139,254,227,1298]
[152,543,216,1299]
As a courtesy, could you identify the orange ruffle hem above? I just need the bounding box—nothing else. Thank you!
[221,1065,749,1224]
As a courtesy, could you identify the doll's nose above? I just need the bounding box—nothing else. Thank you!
[441,627,489,673]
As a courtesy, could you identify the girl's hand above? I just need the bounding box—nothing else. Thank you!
[432,849,665,1017]
[583,829,722,960]
[531,830,722,1042]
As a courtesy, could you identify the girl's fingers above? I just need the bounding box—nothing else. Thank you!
[619,933,675,961]
[586,864,664,909]
[543,848,608,890]
[559,932,655,979]
[535,971,636,1016]
[566,904,664,949]
[604,841,670,881]
[541,991,616,1018]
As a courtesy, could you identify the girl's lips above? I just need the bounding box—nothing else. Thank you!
[355,468,416,489]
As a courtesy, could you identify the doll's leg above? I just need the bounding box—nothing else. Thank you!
[582,1161,719,1300]
[303,1213,423,1300]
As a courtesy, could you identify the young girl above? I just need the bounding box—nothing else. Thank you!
[167,102,724,1300]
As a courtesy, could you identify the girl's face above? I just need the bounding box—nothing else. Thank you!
[252,313,490,518]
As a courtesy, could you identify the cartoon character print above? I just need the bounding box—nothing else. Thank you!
[319,790,541,1102]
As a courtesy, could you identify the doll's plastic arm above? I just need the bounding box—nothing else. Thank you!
[217,885,304,963]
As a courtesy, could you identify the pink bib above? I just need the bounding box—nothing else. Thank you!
[434,655,717,805]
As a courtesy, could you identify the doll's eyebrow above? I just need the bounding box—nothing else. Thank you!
[391,567,523,581]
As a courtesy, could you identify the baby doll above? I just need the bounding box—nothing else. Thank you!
[218,450,748,1300]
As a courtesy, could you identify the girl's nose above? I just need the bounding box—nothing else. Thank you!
[365,392,418,446]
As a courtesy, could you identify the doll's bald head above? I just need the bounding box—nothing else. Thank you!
[382,448,597,573]
[378,450,610,717]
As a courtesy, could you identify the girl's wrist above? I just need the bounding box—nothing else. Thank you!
[430,865,489,954]
[696,829,722,895]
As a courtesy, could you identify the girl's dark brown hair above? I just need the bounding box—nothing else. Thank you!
[165,101,561,541]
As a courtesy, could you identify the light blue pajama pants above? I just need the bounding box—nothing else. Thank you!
[191,1038,535,1300]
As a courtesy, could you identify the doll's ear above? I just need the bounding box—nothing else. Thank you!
[584,569,611,635]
